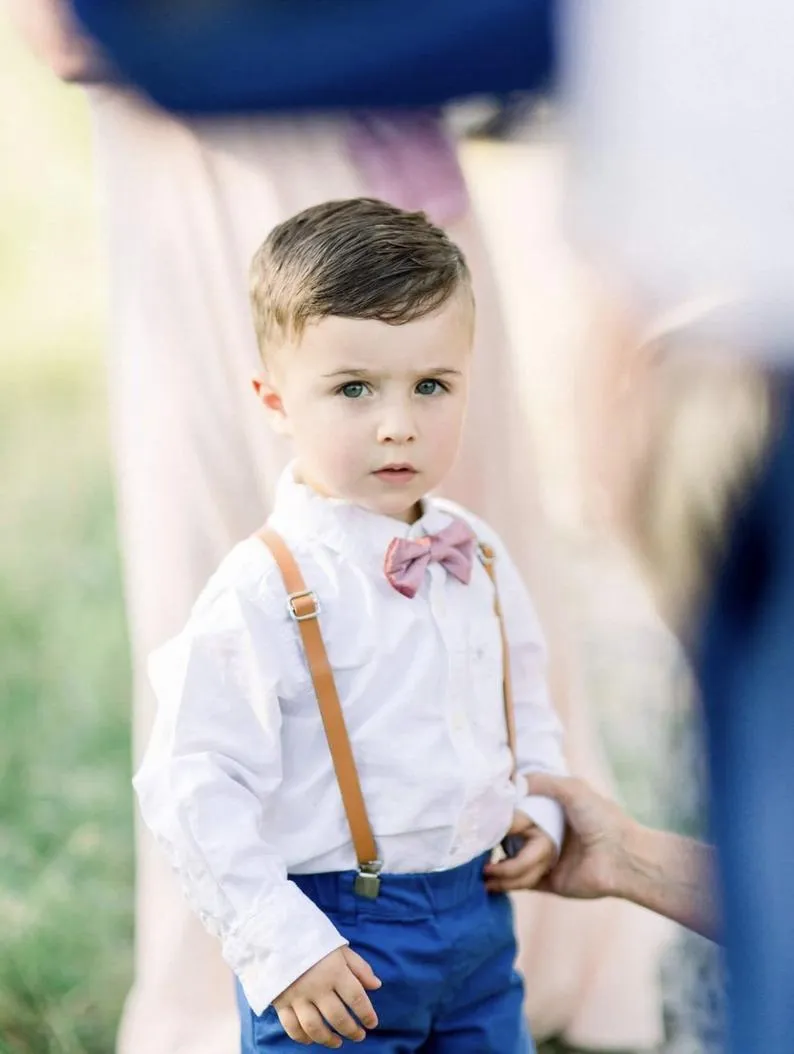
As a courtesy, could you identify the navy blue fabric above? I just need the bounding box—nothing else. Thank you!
[70,0,556,114]
[698,378,794,1053]
[237,853,533,1052]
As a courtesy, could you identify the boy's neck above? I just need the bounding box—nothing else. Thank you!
[392,502,423,525]
[293,465,424,526]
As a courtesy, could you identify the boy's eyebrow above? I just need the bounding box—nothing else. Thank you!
[322,367,463,378]
[322,367,373,379]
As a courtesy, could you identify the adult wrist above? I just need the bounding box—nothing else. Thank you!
[609,816,655,902]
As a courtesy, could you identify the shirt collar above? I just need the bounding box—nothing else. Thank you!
[270,462,455,569]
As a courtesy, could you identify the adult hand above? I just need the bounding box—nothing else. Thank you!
[523,773,635,900]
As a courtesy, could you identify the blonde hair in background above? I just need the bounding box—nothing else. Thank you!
[625,343,774,635]
[582,287,775,636]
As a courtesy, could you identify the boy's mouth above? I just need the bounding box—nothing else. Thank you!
[373,464,418,484]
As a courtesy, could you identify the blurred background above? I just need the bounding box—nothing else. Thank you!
[0,14,131,1054]
[0,15,133,1054]
[2,6,770,1052]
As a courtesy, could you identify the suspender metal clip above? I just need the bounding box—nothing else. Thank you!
[354,859,383,899]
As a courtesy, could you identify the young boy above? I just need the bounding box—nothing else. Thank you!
[134,198,567,1052]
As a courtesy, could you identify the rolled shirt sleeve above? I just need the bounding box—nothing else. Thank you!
[133,584,347,1012]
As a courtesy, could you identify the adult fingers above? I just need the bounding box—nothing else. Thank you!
[524,773,578,807]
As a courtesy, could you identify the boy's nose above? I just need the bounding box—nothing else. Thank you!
[377,406,417,444]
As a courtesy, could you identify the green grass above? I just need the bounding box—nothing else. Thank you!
[0,357,134,1054]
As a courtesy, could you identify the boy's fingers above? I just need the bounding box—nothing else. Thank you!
[276,1005,312,1045]
[317,993,366,1043]
[486,861,548,893]
[487,836,552,881]
[337,976,378,1030]
[344,947,382,991]
[295,1001,341,1048]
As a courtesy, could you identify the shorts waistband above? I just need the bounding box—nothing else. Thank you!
[289,852,491,921]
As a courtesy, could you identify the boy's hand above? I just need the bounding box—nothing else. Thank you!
[485,813,556,892]
[272,946,381,1047]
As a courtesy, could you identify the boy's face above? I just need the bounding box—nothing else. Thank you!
[255,289,473,522]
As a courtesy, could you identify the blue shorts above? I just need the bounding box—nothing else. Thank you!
[237,852,534,1052]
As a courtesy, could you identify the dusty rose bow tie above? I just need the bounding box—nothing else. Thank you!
[384,520,477,598]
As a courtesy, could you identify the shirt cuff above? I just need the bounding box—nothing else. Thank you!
[514,794,565,855]
[224,880,348,1014]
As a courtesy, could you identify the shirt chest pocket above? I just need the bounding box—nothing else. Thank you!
[466,610,506,731]
[463,558,503,668]
[286,578,378,691]
[278,615,377,729]
[321,615,377,672]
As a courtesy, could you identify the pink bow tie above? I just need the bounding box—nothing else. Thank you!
[384,520,476,598]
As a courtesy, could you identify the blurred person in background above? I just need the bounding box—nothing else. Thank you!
[6,1,668,1052]
[588,333,774,1054]
[563,3,794,1050]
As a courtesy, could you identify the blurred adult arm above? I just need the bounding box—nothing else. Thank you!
[70,0,556,113]
[489,772,719,941]
[3,0,110,82]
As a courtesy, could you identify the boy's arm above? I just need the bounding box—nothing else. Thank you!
[134,585,346,1014]
[494,542,568,852]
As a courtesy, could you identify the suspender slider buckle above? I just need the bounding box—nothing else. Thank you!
[287,589,320,622]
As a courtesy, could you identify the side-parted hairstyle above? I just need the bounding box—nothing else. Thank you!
[249,198,472,354]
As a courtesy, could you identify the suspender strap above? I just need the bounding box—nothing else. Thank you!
[256,527,380,876]
[478,543,518,777]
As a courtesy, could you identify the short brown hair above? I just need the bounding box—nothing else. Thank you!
[249,198,471,353]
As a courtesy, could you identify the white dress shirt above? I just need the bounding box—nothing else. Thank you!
[134,465,567,1012]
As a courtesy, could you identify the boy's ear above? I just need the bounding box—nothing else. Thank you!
[252,373,291,436]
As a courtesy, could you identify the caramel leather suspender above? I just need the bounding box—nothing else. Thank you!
[255,526,517,897]
[478,543,518,772]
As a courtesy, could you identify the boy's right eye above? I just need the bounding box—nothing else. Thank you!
[338,382,367,399]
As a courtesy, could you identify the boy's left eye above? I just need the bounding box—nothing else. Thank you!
[415,379,446,396]
[338,382,368,398]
